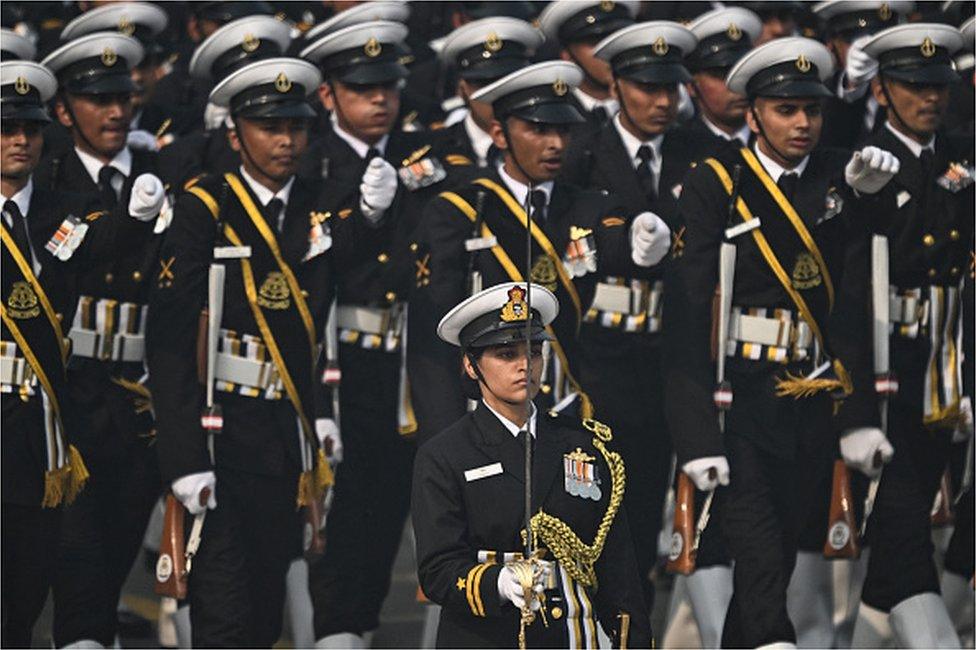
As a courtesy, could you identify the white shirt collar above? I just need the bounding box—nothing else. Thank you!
[331,112,389,159]
[498,163,554,210]
[701,115,751,145]
[752,142,809,182]
[885,121,935,158]
[613,113,664,166]
[572,87,618,116]
[1,177,33,218]
[482,399,537,438]
[239,166,294,210]
[463,113,494,166]
[75,145,132,184]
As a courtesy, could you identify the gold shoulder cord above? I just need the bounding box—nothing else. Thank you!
[530,419,623,589]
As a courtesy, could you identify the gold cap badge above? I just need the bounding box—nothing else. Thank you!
[600,0,615,11]
[727,22,743,41]
[920,36,936,58]
[795,54,812,72]
[500,285,529,322]
[878,3,892,20]
[485,32,502,53]
[13,76,30,95]
[552,78,568,96]
[652,36,669,56]
[101,47,118,67]
[364,37,382,58]
[242,33,260,53]
[274,72,292,93]
[118,17,135,36]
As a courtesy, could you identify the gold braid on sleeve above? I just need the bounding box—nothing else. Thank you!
[529,419,625,590]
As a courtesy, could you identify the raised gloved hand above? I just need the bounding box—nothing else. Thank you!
[359,156,397,224]
[845,146,900,195]
[840,427,894,478]
[316,417,343,464]
[127,129,159,152]
[172,470,217,515]
[204,102,230,131]
[630,211,671,267]
[682,456,731,492]
[128,173,166,222]
[845,36,879,89]
[497,564,548,611]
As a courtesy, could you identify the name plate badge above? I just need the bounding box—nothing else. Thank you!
[464,462,503,482]
[214,245,252,259]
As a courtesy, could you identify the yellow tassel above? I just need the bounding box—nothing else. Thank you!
[42,468,65,508]
[296,470,313,508]
[63,445,89,504]
[580,392,595,420]
[832,360,853,397]
[775,360,853,400]
[315,448,334,495]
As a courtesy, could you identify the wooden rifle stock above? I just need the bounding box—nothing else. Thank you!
[666,472,697,575]
[303,497,326,560]
[931,468,954,527]
[823,460,860,559]
[155,493,188,599]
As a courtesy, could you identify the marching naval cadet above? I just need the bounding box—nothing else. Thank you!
[147,55,346,647]
[32,31,171,648]
[680,7,763,149]
[814,0,914,149]
[537,0,639,130]
[410,60,673,448]
[670,36,901,647]
[412,282,652,648]
[559,20,710,614]
[0,59,158,649]
[845,22,972,648]
[299,20,433,648]
[156,13,293,188]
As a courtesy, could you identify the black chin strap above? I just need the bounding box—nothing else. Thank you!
[750,104,800,166]
[467,351,527,409]
[62,93,112,160]
[878,75,929,143]
[235,117,289,185]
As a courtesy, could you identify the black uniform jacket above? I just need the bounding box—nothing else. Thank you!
[157,123,240,190]
[668,145,879,463]
[860,126,974,425]
[408,170,632,444]
[147,173,361,483]
[2,187,129,505]
[412,404,651,648]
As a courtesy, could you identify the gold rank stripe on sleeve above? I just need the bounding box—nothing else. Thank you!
[464,561,493,617]
[186,184,318,456]
[439,190,594,418]
[1,225,68,363]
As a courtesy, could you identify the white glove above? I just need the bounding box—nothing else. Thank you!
[953,396,973,442]
[172,470,217,515]
[315,417,343,464]
[845,146,900,195]
[630,211,671,267]
[682,456,731,492]
[844,36,878,89]
[840,427,894,478]
[128,173,165,222]
[359,156,397,224]
[204,102,230,131]
[497,564,548,611]
[126,129,159,152]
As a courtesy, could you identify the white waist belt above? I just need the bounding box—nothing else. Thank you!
[0,356,29,385]
[590,280,662,316]
[336,305,396,335]
[728,311,813,349]
[69,329,145,363]
[214,352,279,391]
[889,293,925,325]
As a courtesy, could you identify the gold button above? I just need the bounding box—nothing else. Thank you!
[410,243,418,252]
[923,234,935,246]
[951,267,960,276]
[950,229,960,241]
[132,271,142,282]
[385,291,396,302]
[301,289,309,297]
[541,384,551,394]
[105,273,114,284]
[928,268,937,278]
[551,606,563,620]
[377,253,389,263]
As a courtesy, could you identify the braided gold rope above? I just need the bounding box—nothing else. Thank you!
[530,420,625,589]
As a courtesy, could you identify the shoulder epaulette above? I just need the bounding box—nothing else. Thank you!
[84,210,107,222]
[183,173,207,191]
[445,154,474,166]
[402,145,432,167]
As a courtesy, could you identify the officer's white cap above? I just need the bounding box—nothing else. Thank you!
[190,15,292,80]
[439,17,543,66]
[61,2,168,40]
[862,22,964,58]
[1,61,57,101]
[471,60,582,105]
[961,16,975,49]
[688,8,762,44]
[726,36,833,96]
[42,32,144,74]
[1,28,36,61]
[812,1,914,20]
[209,57,320,107]
[300,20,408,63]
[438,282,559,347]
[537,0,638,44]
[304,1,409,42]
[594,21,697,61]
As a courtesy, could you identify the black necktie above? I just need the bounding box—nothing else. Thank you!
[516,429,535,452]
[264,198,284,232]
[98,165,119,208]
[777,172,798,200]
[365,147,380,162]
[919,148,934,174]
[636,145,657,202]
[4,200,31,259]
[529,189,547,224]
[592,105,609,125]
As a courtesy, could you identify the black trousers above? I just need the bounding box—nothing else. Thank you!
[52,372,161,646]
[720,414,833,648]
[2,502,61,648]
[860,399,954,611]
[579,328,672,610]
[310,344,415,638]
[188,466,303,647]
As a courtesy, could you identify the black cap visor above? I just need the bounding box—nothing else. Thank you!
[463,320,551,350]
[617,62,692,85]
[508,100,585,124]
[1,104,51,123]
[460,58,526,82]
[881,64,960,85]
[63,72,136,95]
[236,100,317,120]
[754,78,833,98]
[331,61,408,86]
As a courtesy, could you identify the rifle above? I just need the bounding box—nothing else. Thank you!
[665,472,696,575]
[823,459,860,559]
